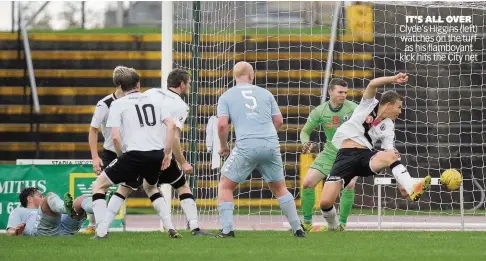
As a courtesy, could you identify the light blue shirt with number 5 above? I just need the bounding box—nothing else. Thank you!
[217,83,281,148]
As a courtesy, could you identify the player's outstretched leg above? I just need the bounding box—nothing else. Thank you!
[268,181,305,237]
[176,184,212,236]
[301,168,325,232]
[371,151,431,201]
[142,181,181,238]
[215,176,238,238]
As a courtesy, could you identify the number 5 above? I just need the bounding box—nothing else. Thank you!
[241,90,257,109]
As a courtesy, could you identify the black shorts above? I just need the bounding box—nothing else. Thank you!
[157,157,186,189]
[101,149,117,171]
[326,148,379,187]
[104,150,164,189]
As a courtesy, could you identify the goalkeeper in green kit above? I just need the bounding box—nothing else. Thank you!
[300,79,358,232]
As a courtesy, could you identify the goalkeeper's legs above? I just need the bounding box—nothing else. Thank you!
[301,168,325,229]
[370,151,431,201]
[339,177,357,227]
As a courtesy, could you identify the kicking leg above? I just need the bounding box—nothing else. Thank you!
[319,181,342,231]
[301,168,325,231]
[370,151,431,201]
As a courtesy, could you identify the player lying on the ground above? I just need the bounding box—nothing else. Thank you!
[319,73,432,230]
[87,66,127,234]
[299,78,358,232]
[216,61,305,238]
[7,187,93,236]
[103,69,211,236]
[91,68,179,239]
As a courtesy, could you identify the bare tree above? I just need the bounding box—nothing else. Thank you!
[58,2,82,28]
[20,2,53,30]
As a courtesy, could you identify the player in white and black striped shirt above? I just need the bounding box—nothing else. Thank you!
[319,73,432,230]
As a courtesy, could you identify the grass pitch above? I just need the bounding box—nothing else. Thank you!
[1,231,484,261]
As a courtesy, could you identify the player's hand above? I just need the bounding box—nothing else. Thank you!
[302,142,314,154]
[15,222,25,236]
[392,73,408,84]
[161,154,172,170]
[92,157,103,175]
[182,162,193,175]
[219,144,230,158]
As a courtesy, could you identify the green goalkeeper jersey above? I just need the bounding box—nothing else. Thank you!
[300,100,357,153]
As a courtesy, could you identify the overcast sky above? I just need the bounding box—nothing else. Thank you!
[0,1,131,31]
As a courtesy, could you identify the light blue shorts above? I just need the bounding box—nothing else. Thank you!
[34,208,85,236]
[221,144,284,184]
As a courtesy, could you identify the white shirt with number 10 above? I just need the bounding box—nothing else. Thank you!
[106,91,171,152]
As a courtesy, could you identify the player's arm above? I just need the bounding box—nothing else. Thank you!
[89,103,108,174]
[171,110,193,174]
[300,106,323,153]
[217,96,231,157]
[161,112,176,170]
[106,102,122,156]
[270,93,283,130]
[111,127,123,156]
[362,73,408,100]
[6,210,24,236]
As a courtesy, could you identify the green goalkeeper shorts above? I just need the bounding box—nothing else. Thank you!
[310,149,337,177]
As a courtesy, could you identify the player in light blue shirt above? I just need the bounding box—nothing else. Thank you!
[6,187,94,236]
[216,61,305,238]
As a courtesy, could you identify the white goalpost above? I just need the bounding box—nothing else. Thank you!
[166,1,486,231]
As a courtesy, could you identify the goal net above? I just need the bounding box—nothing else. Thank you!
[168,1,486,231]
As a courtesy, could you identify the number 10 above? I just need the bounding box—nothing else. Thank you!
[135,104,156,127]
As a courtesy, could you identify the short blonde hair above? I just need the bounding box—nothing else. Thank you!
[112,66,139,91]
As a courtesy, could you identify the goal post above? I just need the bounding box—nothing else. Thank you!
[165,1,486,231]
[160,0,174,231]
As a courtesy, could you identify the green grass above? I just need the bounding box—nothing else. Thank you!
[127,207,486,216]
[3,26,341,35]
[1,231,485,261]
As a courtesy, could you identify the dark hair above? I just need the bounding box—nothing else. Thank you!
[380,90,403,105]
[19,187,39,207]
[328,78,348,91]
[167,69,190,88]
[112,66,140,92]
